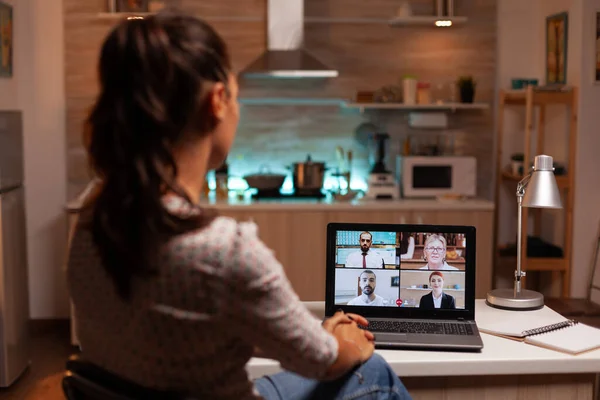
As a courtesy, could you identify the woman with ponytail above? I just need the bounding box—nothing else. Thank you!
[67,10,411,400]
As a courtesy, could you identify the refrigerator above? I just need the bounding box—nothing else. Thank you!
[0,111,30,387]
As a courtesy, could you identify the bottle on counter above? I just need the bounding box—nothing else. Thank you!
[201,174,211,199]
[214,161,229,201]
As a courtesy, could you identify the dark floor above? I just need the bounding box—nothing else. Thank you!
[0,320,74,400]
[3,306,600,400]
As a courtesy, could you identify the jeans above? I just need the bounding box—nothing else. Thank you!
[253,353,412,400]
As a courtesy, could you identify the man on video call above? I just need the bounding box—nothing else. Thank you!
[347,270,386,306]
[345,231,385,268]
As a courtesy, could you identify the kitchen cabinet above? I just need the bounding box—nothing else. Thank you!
[219,206,494,300]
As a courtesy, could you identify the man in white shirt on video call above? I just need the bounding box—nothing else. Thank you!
[347,270,386,306]
[345,231,385,268]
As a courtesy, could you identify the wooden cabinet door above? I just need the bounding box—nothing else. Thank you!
[219,209,296,294]
[245,211,292,276]
[287,212,329,301]
[326,211,413,225]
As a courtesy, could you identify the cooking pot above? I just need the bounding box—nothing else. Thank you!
[243,165,287,191]
[290,154,327,190]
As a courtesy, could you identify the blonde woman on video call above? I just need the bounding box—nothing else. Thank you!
[419,234,458,271]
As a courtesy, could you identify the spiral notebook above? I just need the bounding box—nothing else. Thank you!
[476,301,600,355]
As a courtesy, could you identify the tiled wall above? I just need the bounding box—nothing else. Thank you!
[64,0,497,198]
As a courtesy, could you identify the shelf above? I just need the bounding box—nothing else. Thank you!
[343,102,489,112]
[389,16,468,27]
[496,255,568,272]
[235,99,490,110]
[501,89,575,105]
[500,170,570,190]
[239,98,346,106]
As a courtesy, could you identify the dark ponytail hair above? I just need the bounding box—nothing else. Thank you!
[82,11,231,300]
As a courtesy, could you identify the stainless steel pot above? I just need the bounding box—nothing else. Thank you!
[291,155,327,190]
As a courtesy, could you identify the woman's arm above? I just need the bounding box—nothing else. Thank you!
[219,221,370,380]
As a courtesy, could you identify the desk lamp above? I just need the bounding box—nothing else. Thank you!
[487,155,563,311]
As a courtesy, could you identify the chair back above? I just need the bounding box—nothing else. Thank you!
[62,354,184,400]
[590,221,600,306]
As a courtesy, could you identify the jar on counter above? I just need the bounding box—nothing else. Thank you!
[417,82,431,105]
[402,75,418,105]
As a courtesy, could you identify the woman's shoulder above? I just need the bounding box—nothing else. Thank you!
[165,214,265,269]
[168,214,256,252]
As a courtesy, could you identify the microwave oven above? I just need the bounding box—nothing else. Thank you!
[396,156,477,198]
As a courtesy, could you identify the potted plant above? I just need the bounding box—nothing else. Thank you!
[457,75,476,103]
[510,153,524,175]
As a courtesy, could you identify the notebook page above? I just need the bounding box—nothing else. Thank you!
[476,301,568,337]
[525,324,600,355]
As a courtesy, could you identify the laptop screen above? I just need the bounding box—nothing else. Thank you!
[326,223,476,319]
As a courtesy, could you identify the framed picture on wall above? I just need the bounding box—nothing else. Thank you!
[0,1,12,78]
[546,11,568,85]
[595,12,600,83]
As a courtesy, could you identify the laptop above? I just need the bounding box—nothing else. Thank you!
[325,223,484,352]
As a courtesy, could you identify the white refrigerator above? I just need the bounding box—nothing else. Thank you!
[0,110,30,387]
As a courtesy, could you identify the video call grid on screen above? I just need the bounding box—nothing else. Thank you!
[334,230,467,310]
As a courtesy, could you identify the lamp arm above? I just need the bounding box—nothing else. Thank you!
[514,172,532,296]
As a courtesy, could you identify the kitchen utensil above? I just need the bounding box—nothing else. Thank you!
[290,154,327,190]
[335,146,345,171]
[347,150,353,184]
[243,165,287,191]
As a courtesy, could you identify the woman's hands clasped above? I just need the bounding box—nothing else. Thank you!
[322,310,375,378]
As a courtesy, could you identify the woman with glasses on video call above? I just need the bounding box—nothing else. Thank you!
[66,10,411,400]
[419,234,458,270]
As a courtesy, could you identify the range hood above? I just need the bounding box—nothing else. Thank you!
[239,0,339,79]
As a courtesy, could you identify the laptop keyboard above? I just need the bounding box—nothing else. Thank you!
[363,320,474,336]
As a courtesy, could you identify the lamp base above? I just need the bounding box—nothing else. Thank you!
[486,288,544,311]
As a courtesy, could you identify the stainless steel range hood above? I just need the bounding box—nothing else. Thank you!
[239,0,338,79]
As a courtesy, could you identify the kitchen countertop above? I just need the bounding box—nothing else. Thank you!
[198,196,495,211]
[65,191,494,213]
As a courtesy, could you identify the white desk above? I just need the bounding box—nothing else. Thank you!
[246,300,600,399]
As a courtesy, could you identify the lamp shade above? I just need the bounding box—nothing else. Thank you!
[522,155,563,209]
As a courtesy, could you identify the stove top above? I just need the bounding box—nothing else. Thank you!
[251,189,326,200]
